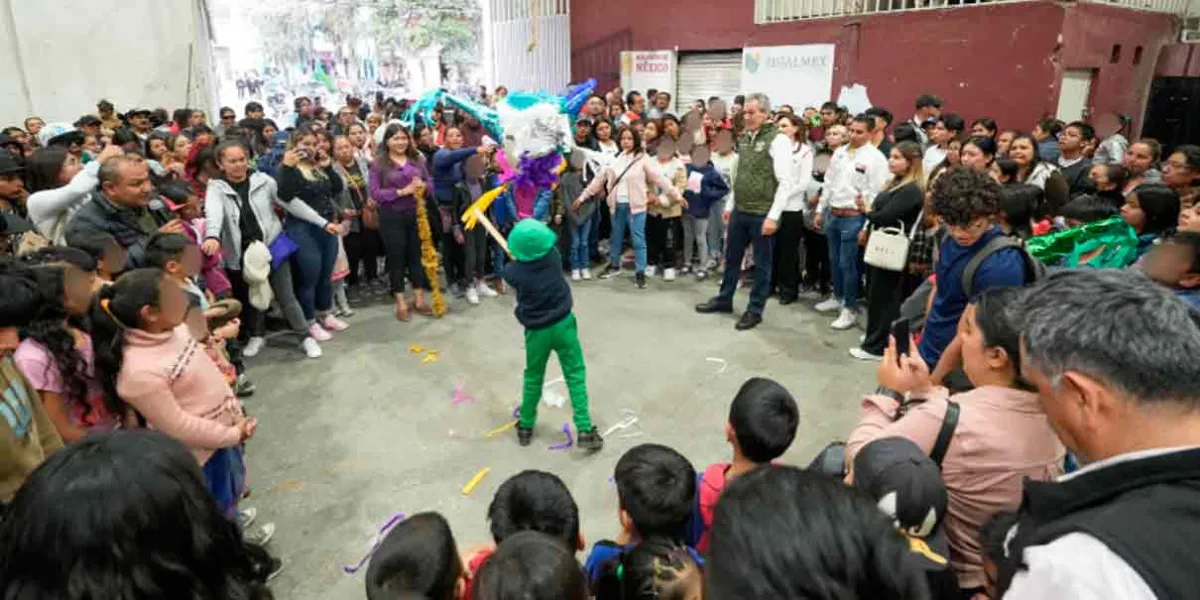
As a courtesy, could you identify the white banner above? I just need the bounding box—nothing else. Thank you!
[740,44,836,111]
[620,50,676,99]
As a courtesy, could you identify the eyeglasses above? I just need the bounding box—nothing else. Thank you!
[221,114,235,120]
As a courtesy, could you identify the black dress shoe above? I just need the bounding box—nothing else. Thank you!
[695,298,734,314]
[735,312,763,330]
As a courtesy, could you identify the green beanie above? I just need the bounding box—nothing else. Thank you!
[508,218,558,262]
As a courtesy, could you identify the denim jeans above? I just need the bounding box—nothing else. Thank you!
[609,203,647,273]
[570,214,595,270]
[716,211,774,315]
[285,218,338,320]
[707,197,726,263]
[825,214,866,309]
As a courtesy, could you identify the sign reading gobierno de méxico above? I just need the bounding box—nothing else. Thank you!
[740,44,836,111]
[620,50,677,102]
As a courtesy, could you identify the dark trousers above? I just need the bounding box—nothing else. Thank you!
[343,229,381,286]
[802,226,831,294]
[861,266,923,355]
[284,219,337,320]
[716,211,774,315]
[646,213,681,268]
[771,210,805,299]
[378,209,429,293]
[438,206,466,286]
[464,224,488,280]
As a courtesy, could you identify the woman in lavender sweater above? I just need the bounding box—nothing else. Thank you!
[369,123,434,321]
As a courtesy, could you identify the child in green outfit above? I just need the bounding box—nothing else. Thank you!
[503,219,603,451]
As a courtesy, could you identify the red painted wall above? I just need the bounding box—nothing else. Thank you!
[571,1,1178,135]
[1155,44,1200,77]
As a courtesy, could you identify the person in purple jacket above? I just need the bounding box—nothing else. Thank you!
[369,123,434,322]
[432,127,492,296]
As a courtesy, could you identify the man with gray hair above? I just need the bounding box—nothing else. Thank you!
[695,92,794,331]
[998,269,1200,599]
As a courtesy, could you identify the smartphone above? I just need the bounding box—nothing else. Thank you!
[891,319,911,359]
[297,148,313,161]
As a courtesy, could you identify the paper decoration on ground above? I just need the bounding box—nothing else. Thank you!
[451,382,475,405]
[706,357,728,373]
[462,468,491,496]
[548,422,574,451]
[836,84,873,116]
[342,512,406,574]
[485,420,518,438]
[541,376,567,408]
[421,350,439,364]
[602,409,641,438]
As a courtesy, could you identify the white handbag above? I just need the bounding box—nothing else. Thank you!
[863,208,923,272]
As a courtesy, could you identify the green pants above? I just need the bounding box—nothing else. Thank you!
[520,313,593,432]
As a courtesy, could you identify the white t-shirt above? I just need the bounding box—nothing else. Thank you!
[612,153,634,204]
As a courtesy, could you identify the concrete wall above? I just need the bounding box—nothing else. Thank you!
[571,0,1178,135]
[0,0,217,125]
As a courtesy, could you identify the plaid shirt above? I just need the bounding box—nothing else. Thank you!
[907,226,938,276]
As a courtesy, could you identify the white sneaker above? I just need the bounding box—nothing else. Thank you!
[239,507,258,528]
[831,308,858,330]
[814,298,842,313]
[858,333,867,343]
[243,336,266,357]
[301,337,323,358]
[476,282,499,297]
[244,522,275,546]
[646,265,657,277]
[663,268,677,281]
[571,269,581,281]
[581,269,592,280]
[466,286,480,305]
[849,347,883,362]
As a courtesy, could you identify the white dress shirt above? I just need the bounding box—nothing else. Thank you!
[725,127,795,222]
[818,143,889,212]
[923,144,947,174]
[781,141,815,213]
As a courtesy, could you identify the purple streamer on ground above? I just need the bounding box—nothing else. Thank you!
[548,422,574,451]
[343,512,406,574]
[510,154,564,193]
[512,405,520,419]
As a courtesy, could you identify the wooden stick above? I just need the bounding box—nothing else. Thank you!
[474,208,513,259]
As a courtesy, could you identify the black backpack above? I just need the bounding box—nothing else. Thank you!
[961,235,1047,298]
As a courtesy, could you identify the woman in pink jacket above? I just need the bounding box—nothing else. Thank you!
[845,286,1064,596]
[574,125,682,288]
[90,268,256,522]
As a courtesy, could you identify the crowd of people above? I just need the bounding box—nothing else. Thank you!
[0,81,1198,599]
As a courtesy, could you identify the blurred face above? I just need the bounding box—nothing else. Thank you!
[702,113,714,129]
[387,129,412,155]
[1121,192,1146,232]
[464,155,485,179]
[218,145,250,182]
[1178,203,1200,233]
[715,131,734,154]
[334,137,355,164]
[1162,152,1197,189]
[62,264,93,318]
[848,121,870,148]
[1089,164,1114,191]
[1009,138,1035,167]
[742,99,767,131]
[663,119,680,139]
[643,122,659,141]
[691,146,710,165]
[58,153,83,185]
[887,148,911,176]
[819,108,837,126]
[102,160,152,207]
[418,127,434,147]
[180,245,203,277]
[961,143,991,171]
[147,139,168,161]
[942,215,991,247]
[946,140,963,166]
[147,279,189,331]
[1124,143,1155,176]
[445,127,464,150]
[996,131,1015,156]
[178,194,202,221]
[596,121,612,141]
[619,129,634,152]
[1032,124,1047,141]
[1058,126,1084,153]
[1143,241,1199,288]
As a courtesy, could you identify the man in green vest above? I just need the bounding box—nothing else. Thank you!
[696,93,795,330]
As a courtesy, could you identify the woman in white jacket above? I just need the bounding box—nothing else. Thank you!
[771,114,814,304]
[25,145,122,244]
[202,140,328,359]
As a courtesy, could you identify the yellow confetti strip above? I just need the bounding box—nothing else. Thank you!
[409,344,424,354]
[421,351,439,364]
[461,467,491,496]
[484,420,519,438]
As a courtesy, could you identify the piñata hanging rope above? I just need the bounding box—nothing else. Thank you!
[414,189,446,316]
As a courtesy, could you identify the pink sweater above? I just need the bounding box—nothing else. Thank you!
[116,326,243,464]
[846,385,1064,590]
[577,152,681,215]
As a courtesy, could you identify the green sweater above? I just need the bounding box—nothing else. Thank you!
[732,123,781,216]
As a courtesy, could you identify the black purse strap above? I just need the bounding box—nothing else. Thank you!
[607,155,641,194]
[930,400,959,467]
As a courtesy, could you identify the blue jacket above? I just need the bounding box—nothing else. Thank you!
[431,147,478,205]
[684,162,730,218]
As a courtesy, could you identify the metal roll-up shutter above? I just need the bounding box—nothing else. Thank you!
[675,51,743,113]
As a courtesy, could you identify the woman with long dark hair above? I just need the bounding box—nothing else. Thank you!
[15,249,122,442]
[0,430,281,598]
[1008,134,1069,216]
[970,117,998,140]
[1122,183,1181,257]
[1121,138,1163,195]
[851,141,927,361]
[771,114,814,304]
[26,144,121,244]
[370,123,435,321]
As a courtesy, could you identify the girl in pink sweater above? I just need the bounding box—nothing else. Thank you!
[91,268,255,519]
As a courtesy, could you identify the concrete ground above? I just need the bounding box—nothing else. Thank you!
[243,273,875,599]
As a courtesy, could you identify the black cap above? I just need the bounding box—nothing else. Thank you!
[0,152,24,175]
[853,437,950,570]
[0,212,33,235]
[125,108,151,118]
[75,115,102,128]
[915,94,943,110]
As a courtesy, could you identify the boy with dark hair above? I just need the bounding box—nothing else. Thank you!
[920,168,1035,385]
[688,377,798,552]
[462,470,584,598]
[997,183,1040,239]
[1033,118,1065,162]
[1060,194,1120,227]
[864,106,895,156]
[69,231,125,290]
[584,443,699,584]
[1144,231,1200,309]
[1058,121,1096,198]
[923,113,965,173]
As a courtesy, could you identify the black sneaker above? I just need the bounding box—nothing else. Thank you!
[600,264,621,279]
[517,427,533,446]
[635,272,646,289]
[577,428,604,451]
[235,375,256,397]
[265,556,285,582]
